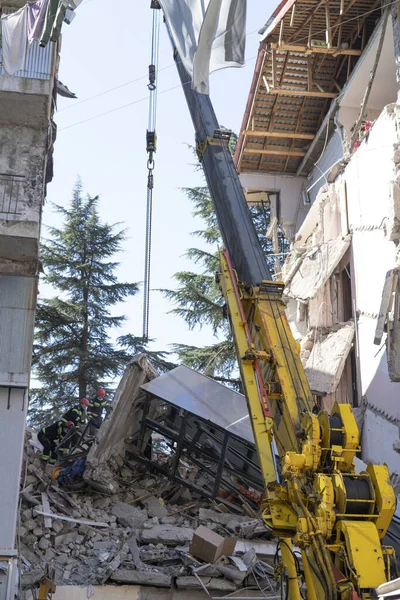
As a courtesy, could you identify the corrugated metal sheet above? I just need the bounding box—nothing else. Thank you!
[0,38,53,80]
[142,365,254,443]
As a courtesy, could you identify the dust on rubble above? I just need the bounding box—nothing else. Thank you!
[19,433,279,595]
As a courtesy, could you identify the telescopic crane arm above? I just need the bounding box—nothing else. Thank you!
[166,22,396,600]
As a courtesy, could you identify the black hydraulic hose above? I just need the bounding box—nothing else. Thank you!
[305,547,330,599]
[293,486,334,600]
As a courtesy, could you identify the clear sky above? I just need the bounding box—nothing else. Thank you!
[43,0,275,356]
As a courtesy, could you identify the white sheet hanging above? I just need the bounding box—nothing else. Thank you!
[159,0,246,94]
[1,5,29,75]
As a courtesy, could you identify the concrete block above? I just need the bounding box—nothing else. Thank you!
[111,502,148,529]
[54,532,82,547]
[198,509,252,526]
[38,537,51,551]
[143,496,168,518]
[52,521,63,534]
[141,525,194,546]
[176,576,236,592]
[21,566,44,588]
[110,569,171,587]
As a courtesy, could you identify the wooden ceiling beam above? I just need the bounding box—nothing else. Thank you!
[245,148,307,157]
[287,0,327,43]
[243,130,315,139]
[269,88,337,98]
[270,42,362,56]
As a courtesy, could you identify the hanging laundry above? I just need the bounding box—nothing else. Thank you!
[159,0,246,94]
[1,5,29,75]
[40,0,68,47]
[28,0,50,43]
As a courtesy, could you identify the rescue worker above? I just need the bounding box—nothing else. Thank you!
[38,397,88,463]
[58,397,89,455]
[87,388,109,431]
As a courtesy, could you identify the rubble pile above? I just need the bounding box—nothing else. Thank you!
[19,441,280,596]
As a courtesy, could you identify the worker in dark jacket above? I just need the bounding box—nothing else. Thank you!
[87,388,109,430]
[38,398,88,463]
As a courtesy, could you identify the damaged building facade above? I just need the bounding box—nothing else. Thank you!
[235,0,400,479]
[0,0,73,593]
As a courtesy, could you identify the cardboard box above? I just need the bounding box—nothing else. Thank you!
[189,525,237,563]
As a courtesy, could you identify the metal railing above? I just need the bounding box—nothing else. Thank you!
[0,39,54,80]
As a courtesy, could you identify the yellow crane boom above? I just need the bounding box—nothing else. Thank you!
[158,6,397,595]
[219,249,396,599]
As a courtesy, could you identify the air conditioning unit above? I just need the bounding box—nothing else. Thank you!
[302,190,311,206]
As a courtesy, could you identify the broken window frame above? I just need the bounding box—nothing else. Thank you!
[126,392,264,511]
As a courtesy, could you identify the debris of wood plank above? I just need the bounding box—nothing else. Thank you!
[34,509,109,528]
[168,502,198,516]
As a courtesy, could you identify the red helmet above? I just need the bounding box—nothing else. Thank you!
[66,421,74,427]
[80,397,89,406]
[97,388,106,397]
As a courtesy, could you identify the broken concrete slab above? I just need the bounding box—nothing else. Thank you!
[285,235,351,301]
[111,502,148,529]
[144,496,168,519]
[198,508,253,526]
[141,525,194,546]
[84,355,159,493]
[110,569,172,587]
[305,322,355,395]
[176,576,236,592]
[21,566,44,588]
[54,532,83,547]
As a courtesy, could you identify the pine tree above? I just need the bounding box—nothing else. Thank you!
[30,181,139,426]
[163,148,289,382]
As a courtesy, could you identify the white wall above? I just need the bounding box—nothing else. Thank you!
[362,409,399,476]
[335,106,400,472]
[239,172,308,239]
[338,15,398,139]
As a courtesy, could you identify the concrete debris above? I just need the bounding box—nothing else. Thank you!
[110,569,172,587]
[141,525,194,545]
[143,496,169,518]
[304,321,355,395]
[111,502,148,528]
[19,356,279,595]
[176,575,237,591]
[17,444,279,596]
[284,235,352,301]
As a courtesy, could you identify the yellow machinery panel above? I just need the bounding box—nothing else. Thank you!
[336,521,387,589]
[217,249,396,598]
[367,463,397,539]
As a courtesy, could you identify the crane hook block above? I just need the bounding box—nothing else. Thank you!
[150,0,161,8]
[146,130,157,154]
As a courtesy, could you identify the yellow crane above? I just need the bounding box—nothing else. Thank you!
[149,3,397,597]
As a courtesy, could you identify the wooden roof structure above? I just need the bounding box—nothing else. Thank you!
[235,0,383,175]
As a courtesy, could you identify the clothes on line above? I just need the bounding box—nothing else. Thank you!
[159,0,247,95]
[0,0,80,75]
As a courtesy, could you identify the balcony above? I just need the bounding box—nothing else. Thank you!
[0,9,56,272]
[0,37,55,127]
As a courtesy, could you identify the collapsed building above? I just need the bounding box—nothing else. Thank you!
[0,0,80,592]
[235,0,400,484]
[19,356,285,600]
[3,0,400,598]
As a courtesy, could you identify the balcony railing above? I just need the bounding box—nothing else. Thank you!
[0,39,53,80]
